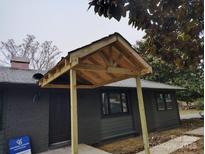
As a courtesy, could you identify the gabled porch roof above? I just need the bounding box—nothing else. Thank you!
[38,33,152,88]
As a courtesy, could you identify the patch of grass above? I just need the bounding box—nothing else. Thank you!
[98,119,204,154]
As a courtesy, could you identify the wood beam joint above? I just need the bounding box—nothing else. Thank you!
[39,58,79,87]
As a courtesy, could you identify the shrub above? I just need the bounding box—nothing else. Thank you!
[195,98,204,110]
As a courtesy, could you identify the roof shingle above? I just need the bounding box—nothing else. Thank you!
[0,66,184,90]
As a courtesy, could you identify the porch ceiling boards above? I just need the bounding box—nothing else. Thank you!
[38,33,152,89]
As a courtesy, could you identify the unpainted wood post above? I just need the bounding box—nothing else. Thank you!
[136,76,150,154]
[70,69,78,154]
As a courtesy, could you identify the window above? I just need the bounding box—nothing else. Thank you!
[164,94,173,109]
[156,93,166,111]
[109,93,122,114]
[101,92,129,116]
[121,93,128,112]
[102,93,109,115]
[155,93,173,111]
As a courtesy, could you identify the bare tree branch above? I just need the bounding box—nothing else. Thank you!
[0,35,61,70]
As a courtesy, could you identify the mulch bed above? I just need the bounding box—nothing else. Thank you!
[97,119,203,154]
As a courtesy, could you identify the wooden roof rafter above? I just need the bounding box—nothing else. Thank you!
[39,57,78,87]
[78,58,109,82]
[87,57,116,79]
[111,45,137,69]
[98,50,112,66]
[76,70,99,85]
[112,51,123,67]
[116,37,152,74]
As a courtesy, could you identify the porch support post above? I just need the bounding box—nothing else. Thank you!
[70,69,78,154]
[136,76,150,154]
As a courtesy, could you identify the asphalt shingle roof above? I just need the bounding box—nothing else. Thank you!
[0,66,44,84]
[106,78,184,90]
[0,66,184,90]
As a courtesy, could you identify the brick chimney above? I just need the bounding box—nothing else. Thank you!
[10,56,30,70]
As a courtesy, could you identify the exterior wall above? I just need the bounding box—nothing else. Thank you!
[1,84,180,153]
[3,84,49,154]
[129,89,142,134]
[146,89,180,130]
[0,131,4,154]
[98,88,135,140]
[100,116,135,140]
[0,88,5,154]
[131,88,180,133]
[78,89,101,144]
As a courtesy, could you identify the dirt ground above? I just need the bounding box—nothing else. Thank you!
[171,137,204,154]
[98,119,203,154]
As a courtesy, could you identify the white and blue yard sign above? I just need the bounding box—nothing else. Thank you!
[9,136,32,154]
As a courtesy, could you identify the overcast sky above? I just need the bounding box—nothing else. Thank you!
[0,0,145,57]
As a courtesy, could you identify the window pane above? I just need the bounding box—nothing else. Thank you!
[102,93,109,115]
[109,93,122,114]
[164,94,173,109]
[121,93,128,112]
[156,93,165,110]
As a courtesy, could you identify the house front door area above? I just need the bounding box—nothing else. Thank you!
[49,91,71,145]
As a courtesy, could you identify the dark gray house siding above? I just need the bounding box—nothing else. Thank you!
[98,88,135,141]
[0,84,180,154]
[129,88,180,133]
[148,90,180,129]
[0,88,6,154]
[0,131,4,154]
[78,89,101,144]
[2,84,50,153]
[100,115,135,140]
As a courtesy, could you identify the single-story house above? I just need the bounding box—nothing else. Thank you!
[0,33,183,154]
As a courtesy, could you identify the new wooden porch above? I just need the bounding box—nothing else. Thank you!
[38,33,152,154]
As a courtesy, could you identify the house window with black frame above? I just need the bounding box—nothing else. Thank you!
[101,92,129,116]
[164,93,173,110]
[156,93,166,111]
[102,93,109,115]
[156,93,173,111]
